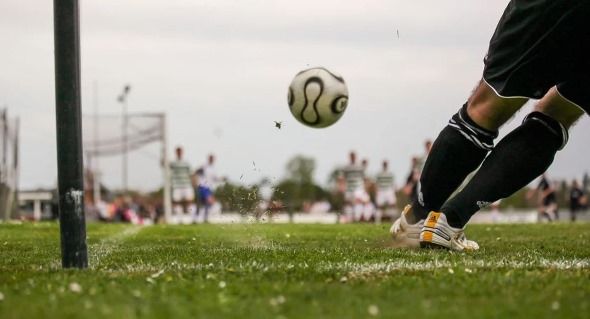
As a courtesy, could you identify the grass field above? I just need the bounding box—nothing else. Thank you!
[0,221,589,319]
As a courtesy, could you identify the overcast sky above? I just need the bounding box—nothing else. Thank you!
[2,0,589,192]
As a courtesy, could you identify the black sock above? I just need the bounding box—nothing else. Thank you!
[441,112,567,228]
[410,104,497,222]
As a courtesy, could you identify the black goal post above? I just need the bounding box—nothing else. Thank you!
[53,0,88,268]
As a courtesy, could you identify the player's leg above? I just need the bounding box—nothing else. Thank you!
[181,197,189,217]
[361,192,374,222]
[176,187,192,224]
[195,185,205,224]
[204,192,216,223]
[374,204,382,224]
[197,186,215,223]
[389,204,423,248]
[182,189,194,216]
[374,192,383,223]
[408,80,526,224]
[407,0,555,223]
[179,188,188,215]
[419,51,588,249]
[377,190,395,224]
[571,206,579,222]
[538,199,556,223]
[375,192,386,224]
[183,188,196,224]
[396,0,588,249]
[171,188,184,224]
[389,81,521,248]
[418,0,590,249]
[549,202,559,222]
[367,202,376,223]
[352,191,364,223]
[199,186,211,223]
[438,86,584,230]
[342,192,353,223]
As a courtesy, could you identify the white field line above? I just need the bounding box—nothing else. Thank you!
[88,226,144,268]
[101,258,589,274]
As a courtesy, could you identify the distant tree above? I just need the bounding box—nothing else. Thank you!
[326,167,343,188]
[286,155,315,184]
[326,167,345,212]
[500,187,532,210]
[215,182,259,215]
[273,155,331,212]
[556,179,569,209]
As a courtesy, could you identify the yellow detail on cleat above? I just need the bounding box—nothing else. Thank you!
[422,231,433,242]
[426,212,440,228]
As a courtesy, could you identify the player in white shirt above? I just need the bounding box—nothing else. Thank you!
[169,146,195,224]
[375,160,397,224]
[339,151,370,223]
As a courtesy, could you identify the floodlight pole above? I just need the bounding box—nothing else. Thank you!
[161,114,172,223]
[53,0,88,268]
[118,85,131,193]
[93,81,101,204]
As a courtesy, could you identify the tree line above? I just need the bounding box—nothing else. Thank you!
[212,154,584,214]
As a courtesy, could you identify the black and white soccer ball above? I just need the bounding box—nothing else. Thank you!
[287,67,349,128]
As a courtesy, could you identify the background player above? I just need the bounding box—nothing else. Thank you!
[375,160,396,224]
[169,146,195,224]
[527,173,558,222]
[338,151,368,223]
[569,179,586,222]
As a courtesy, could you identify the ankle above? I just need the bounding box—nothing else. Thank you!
[442,210,464,228]
[409,201,430,223]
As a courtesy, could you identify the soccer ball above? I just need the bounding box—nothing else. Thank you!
[287,67,349,128]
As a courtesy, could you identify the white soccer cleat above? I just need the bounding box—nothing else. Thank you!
[389,205,423,248]
[419,211,479,251]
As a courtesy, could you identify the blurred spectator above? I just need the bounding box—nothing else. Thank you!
[569,179,585,222]
[309,199,331,214]
[528,173,558,222]
[403,156,420,204]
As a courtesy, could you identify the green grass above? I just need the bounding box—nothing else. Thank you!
[0,222,589,319]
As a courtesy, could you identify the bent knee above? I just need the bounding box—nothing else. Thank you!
[535,86,585,129]
[467,80,527,131]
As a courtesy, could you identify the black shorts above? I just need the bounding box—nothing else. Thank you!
[483,0,590,113]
